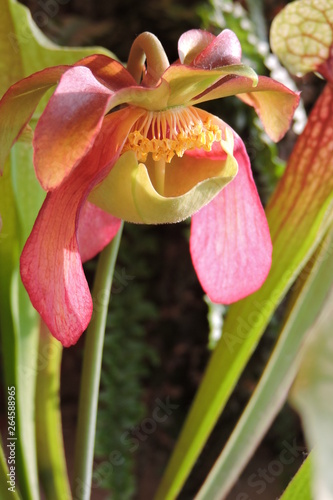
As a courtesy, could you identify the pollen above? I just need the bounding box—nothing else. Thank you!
[123,107,223,163]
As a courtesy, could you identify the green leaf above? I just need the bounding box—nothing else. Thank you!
[10,140,45,243]
[0,163,31,494]
[280,454,313,500]
[0,0,23,94]
[195,226,333,499]
[270,0,333,77]
[10,267,40,499]
[154,76,333,500]
[290,278,333,499]
[0,0,119,497]
[6,0,114,76]
[0,159,19,367]
[1,0,116,115]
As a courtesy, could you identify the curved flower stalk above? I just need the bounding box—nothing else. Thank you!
[0,29,299,346]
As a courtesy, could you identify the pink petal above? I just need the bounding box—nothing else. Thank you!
[78,201,121,263]
[193,29,242,68]
[190,134,272,304]
[0,66,69,172]
[21,107,141,346]
[34,66,114,191]
[178,29,215,65]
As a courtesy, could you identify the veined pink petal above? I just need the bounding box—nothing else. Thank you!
[21,107,143,346]
[193,29,242,68]
[0,66,69,172]
[190,133,272,304]
[34,66,114,191]
[74,54,137,90]
[192,75,300,142]
[78,201,121,263]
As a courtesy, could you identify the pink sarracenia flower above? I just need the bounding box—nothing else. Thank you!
[0,29,299,346]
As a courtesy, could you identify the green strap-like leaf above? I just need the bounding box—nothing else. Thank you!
[6,0,114,75]
[10,268,40,499]
[155,78,333,500]
[195,226,333,499]
[290,283,333,499]
[280,454,313,500]
[0,0,23,94]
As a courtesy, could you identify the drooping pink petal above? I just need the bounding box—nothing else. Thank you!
[21,107,143,346]
[0,66,69,172]
[190,133,272,304]
[192,75,300,142]
[33,66,114,191]
[78,201,121,263]
[193,29,242,68]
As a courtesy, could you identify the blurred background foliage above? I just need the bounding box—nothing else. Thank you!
[16,0,322,498]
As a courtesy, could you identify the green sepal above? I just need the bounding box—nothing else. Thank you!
[164,63,258,107]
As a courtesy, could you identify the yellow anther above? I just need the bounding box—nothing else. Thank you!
[123,107,223,163]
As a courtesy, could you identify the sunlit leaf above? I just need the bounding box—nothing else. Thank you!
[280,454,313,500]
[290,282,333,500]
[5,0,114,77]
[270,0,333,77]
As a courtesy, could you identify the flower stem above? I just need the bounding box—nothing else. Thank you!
[127,32,169,85]
[72,222,124,500]
[36,321,71,500]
